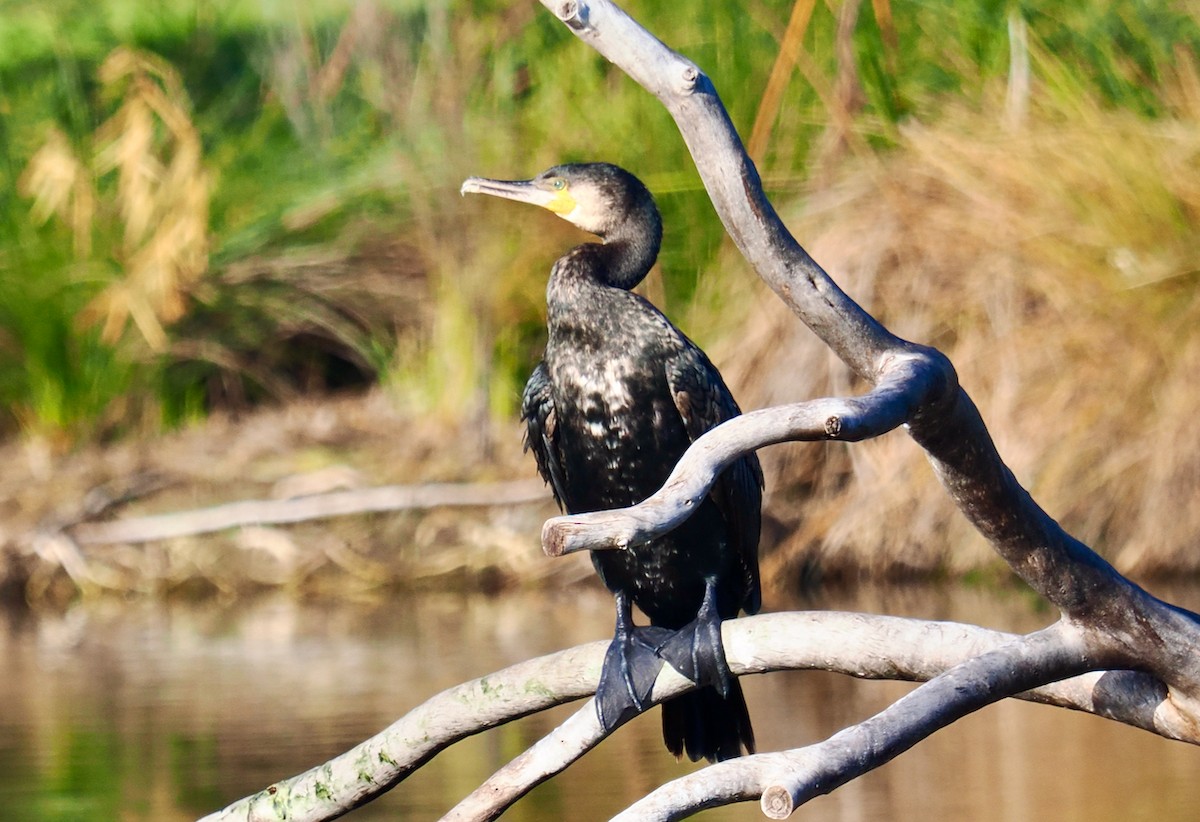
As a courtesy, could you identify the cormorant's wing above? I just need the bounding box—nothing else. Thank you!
[522,360,568,511]
[666,344,765,614]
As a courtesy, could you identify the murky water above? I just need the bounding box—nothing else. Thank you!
[2,583,1199,821]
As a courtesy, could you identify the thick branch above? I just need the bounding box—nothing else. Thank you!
[204,613,1200,822]
[615,624,1089,821]
[543,364,933,555]
[200,640,606,822]
[202,7,1200,821]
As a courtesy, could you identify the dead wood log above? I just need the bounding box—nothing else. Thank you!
[68,479,547,545]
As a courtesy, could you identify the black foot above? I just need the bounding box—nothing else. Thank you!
[655,578,734,697]
[596,603,671,731]
[596,624,671,730]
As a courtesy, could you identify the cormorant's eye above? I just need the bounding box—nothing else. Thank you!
[551,178,566,191]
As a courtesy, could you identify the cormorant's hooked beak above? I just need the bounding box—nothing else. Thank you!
[461,176,576,216]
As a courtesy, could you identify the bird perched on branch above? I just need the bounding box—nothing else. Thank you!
[462,162,763,762]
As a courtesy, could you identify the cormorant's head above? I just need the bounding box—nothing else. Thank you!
[461,162,661,247]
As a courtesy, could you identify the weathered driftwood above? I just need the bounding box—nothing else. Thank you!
[200,612,1192,822]
[68,479,546,545]
[204,1,1200,820]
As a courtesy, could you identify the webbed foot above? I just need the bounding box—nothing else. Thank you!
[595,591,671,730]
[655,577,734,697]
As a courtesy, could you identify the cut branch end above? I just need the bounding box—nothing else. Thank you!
[556,0,587,29]
[760,785,794,819]
[541,513,631,556]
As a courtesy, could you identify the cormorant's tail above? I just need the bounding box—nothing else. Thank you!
[660,680,755,763]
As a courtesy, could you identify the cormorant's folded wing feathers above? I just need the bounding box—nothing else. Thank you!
[521,361,569,511]
[665,343,764,614]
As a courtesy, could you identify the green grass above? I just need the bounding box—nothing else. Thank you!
[0,0,1196,439]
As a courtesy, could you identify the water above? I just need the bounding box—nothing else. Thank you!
[2,584,1199,821]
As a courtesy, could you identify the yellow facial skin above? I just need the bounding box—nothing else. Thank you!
[543,179,577,215]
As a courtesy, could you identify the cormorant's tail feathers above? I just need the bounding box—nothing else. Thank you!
[660,680,755,763]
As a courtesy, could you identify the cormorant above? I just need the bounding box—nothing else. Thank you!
[461,163,763,763]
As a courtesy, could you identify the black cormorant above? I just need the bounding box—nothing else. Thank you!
[461,163,763,763]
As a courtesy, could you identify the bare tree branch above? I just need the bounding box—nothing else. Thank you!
[69,479,546,545]
[204,613,1200,822]
[200,640,605,822]
[524,0,1200,816]
[543,362,934,556]
[617,623,1089,820]
[530,0,1200,635]
[438,696,615,822]
[533,0,1200,688]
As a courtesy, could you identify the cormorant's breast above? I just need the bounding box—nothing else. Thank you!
[545,275,687,511]
[543,249,742,627]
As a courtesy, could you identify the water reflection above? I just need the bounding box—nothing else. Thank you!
[2,584,1199,820]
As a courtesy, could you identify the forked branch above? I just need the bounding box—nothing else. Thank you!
[529,0,1200,815]
[202,613,1193,822]
[204,3,1200,820]
[617,623,1090,821]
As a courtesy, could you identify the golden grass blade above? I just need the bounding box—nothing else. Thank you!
[747,0,817,163]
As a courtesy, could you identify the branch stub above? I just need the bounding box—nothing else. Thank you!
[678,64,699,94]
[760,785,794,819]
[557,0,588,30]
[824,415,842,436]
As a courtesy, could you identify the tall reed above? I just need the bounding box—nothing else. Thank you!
[0,0,1196,450]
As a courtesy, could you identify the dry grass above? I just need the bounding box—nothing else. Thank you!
[721,95,1200,586]
[19,47,209,353]
[8,8,1199,598]
[8,92,1198,602]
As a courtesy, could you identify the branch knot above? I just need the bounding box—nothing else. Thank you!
[678,64,699,93]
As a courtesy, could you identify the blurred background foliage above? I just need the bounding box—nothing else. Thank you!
[0,0,1198,582]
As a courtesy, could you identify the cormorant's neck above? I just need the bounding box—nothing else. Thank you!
[588,208,662,290]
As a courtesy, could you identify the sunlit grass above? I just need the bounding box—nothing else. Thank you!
[725,80,1200,583]
[22,48,210,352]
[0,0,1197,459]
